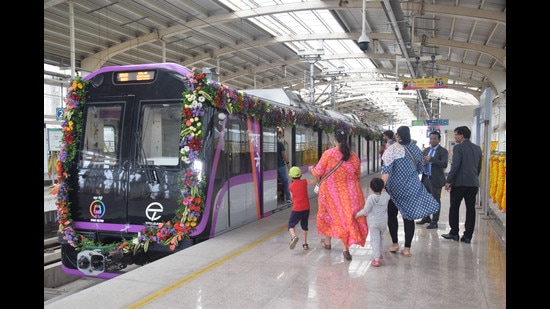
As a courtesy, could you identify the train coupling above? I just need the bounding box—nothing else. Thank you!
[76,248,130,276]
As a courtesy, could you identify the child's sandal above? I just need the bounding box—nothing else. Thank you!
[302,243,309,250]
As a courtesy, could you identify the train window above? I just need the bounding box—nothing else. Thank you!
[263,127,277,170]
[103,126,116,152]
[138,103,181,166]
[80,105,122,168]
[322,131,332,152]
[295,125,318,166]
[227,120,250,174]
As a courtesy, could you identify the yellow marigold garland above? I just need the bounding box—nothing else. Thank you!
[489,155,498,203]
[496,154,506,213]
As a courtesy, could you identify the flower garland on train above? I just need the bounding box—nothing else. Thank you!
[53,69,382,254]
[53,77,90,250]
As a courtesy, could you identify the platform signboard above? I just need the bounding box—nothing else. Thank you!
[56,107,65,121]
[47,128,63,152]
[412,119,449,126]
[402,77,448,90]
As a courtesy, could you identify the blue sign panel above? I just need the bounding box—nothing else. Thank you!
[56,107,65,121]
[424,119,449,126]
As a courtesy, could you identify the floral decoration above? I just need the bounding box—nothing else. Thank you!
[55,76,90,250]
[53,67,381,254]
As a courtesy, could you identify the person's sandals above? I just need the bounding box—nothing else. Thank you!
[321,239,331,250]
[389,244,399,253]
[289,236,299,249]
[302,243,309,250]
[343,250,352,261]
[401,248,411,257]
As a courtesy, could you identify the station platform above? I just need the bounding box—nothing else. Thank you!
[44,173,506,308]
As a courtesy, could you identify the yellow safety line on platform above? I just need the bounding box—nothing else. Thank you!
[127,224,288,309]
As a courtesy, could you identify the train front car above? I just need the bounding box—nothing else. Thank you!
[58,63,196,278]
[55,63,379,279]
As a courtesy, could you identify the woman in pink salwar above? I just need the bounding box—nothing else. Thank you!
[309,130,368,261]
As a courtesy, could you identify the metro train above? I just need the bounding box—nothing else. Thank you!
[54,63,383,279]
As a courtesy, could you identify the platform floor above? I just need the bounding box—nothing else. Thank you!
[44,173,506,308]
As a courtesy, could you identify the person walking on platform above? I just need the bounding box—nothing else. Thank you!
[287,166,316,250]
[356,177,389,267]
[381,126,439,257]
[379,130,411,255]
[441,126,482,244]
[380,130,394,165]
[309,130,368,261]
[277,127,292,203]
[416,131,448,229]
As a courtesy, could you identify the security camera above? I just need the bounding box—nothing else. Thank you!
[394,85,399,91]
[358,34,370,52]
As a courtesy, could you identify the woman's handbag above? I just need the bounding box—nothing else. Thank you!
[313,160,343,194]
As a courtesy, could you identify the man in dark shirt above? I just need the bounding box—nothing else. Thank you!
[277,131,292,204]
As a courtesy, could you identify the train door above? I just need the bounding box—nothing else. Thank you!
[262,127,279,213]
[213,115,259,234]
[76,100,129,224]
[227,116,259,225]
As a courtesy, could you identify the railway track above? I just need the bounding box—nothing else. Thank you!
[44,235,106,303]
[44,237,61,266]
[44,232,138,304]
[44,203,107,303]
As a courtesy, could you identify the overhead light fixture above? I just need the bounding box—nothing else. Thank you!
[358,0,370,52]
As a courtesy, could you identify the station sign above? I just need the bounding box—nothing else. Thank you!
[402,77,448,90]
[411,119,449,126]
[56,107,65,121]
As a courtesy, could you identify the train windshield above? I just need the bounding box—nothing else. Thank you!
[80,105,122,168]
[138,103,181,166]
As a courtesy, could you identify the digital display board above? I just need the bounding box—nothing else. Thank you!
[115,70,156,83]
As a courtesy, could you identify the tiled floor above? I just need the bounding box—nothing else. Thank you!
[45,173,506,309]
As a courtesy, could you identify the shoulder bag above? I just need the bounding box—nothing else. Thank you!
[313,160,343,194]
[404,146,429,189]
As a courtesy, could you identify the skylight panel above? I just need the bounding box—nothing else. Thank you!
[274,13,308,35]
[313,10,345,33]
[253,15,292,36]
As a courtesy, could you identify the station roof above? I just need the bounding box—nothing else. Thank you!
[44,0,506,127]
